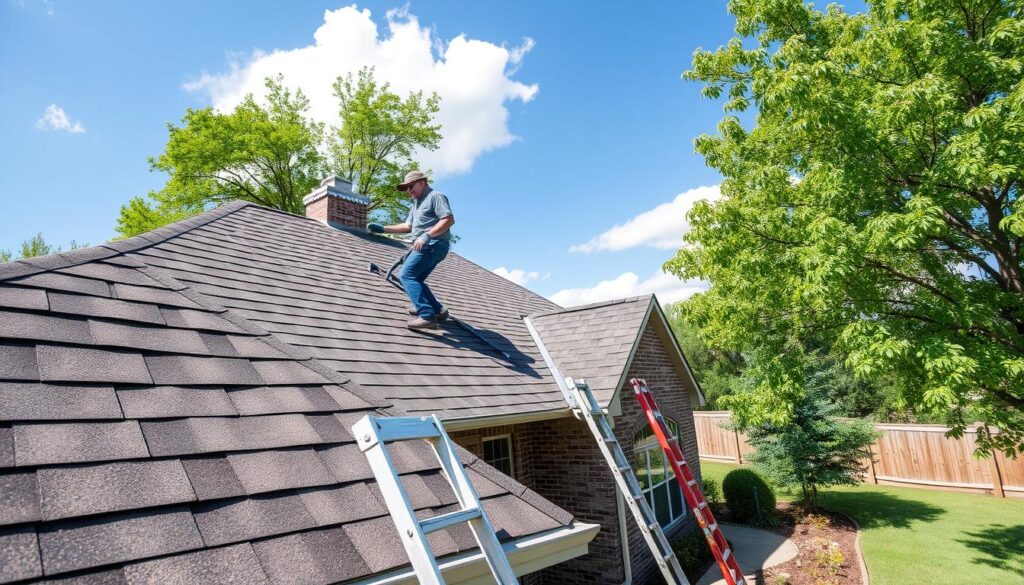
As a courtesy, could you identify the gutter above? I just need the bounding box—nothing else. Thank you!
[349,522,601,585]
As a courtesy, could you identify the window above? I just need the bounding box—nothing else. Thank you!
[482,435,514,478]
[633,419,686,528]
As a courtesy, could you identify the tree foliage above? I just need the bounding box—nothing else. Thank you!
[668,0,1024,454]
[667,304,748,409]
[116,76,327,237]
[330,67,441,223]
[745,390,879,508]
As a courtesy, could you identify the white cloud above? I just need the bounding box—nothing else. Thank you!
[570,185,721,254]
[549,270,707,307]
[184,5,538,178]
[35,104,85,133]
[493,266,548,287]
[12,0,54,16]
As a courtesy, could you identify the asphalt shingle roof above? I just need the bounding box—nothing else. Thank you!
[0,209,575,583]
[530,296,654,406]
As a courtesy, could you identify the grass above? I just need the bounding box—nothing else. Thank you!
[700,461,1024,585]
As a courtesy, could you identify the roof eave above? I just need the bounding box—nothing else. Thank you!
[348,522,601,585]
[442,407,573,432]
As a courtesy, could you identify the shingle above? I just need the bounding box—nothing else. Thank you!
[297,483,386,526]
[226,386,339,416]
[59,264,159,287]
[396,474,443,510]
[41,568,128,584]
[47,293,165,325]
[198,333,238,357]
[304,414,351,443]
[14,421,149,466]
[226,336,288,359]
[38,507,203,575]
[11,273,111,297]
[0,426,13,468]
[322,385,373,410]
[314,444,374,483]
[0,286,48,310]
[520,489,574,526]
[116,386,236,419]
[251,527,370,585]
[160,309,247,333]
[0,472,41,526]
[482,494,560,539]
[0,342,38,380]
[0,383,121,421]
[419,471,460,506]
[0,310,91,344]
[191,493,316,547]
[112,284,202,309]
[387,440,442,474]
[180,457,244,500]
[36,346,152,384]
[251,361,330,385]
[37,460,196,521]
[123,543,270,585]
[340,516,408,573]
[466,468,506,498]
[88,320,208,354]
[226,448,334,495]
[141,414,322,457]
[0,525,42,583]
[144,356,263,386]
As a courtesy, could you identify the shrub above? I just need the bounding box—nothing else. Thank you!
[671,531,712,582]
[722,468,776,524]
[701,477,721,505]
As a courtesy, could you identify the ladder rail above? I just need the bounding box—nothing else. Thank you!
[629,378,746,585]
[352,414,519,585]
[568,378,690,585]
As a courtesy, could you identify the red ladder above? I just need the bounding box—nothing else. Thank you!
[630,378,746,585]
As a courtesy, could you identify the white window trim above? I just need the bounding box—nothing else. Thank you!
[481,433,515,479]
[633,420,687,529]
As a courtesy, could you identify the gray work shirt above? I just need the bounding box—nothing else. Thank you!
[406,186,453,241]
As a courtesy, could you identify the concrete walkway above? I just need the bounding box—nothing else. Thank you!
[695,523,798,585]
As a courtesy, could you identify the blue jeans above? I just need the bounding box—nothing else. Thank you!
[399,240,450,319]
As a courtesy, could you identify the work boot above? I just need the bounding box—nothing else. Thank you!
[406,316,438,330]
[409,307,449,322]
[407,307,418,315]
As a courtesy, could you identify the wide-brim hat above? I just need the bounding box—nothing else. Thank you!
[396,171,428,191]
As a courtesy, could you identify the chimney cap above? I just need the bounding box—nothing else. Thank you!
[303,176,370,206]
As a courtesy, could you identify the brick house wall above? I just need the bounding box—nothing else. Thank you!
[450,320,703,585]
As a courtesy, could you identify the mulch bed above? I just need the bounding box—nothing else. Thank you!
[758,503,864,585]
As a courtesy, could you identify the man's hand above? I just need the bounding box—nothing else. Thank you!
[367,223,385,234]
[412,234,430,251]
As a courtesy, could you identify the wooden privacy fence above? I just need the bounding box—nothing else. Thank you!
[692,411,1024,498]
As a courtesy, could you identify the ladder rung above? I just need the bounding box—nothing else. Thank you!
[697,501,707,510]
[616,465,631,472]
[708,522,717,532]
[419,507,481,534]
[687,478,697,487]
[603,436,618,443]
[722,548,731,561]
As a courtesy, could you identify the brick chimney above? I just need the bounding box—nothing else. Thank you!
[303,176,371,230]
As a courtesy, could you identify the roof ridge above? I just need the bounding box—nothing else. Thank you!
[0,200,253,283]
[530,293,652,318]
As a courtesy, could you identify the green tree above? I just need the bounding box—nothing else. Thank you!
[0,249,11,263]
[668,0,1024,454]
[19,233,55,259]
[667,302,747,409]
[116,76,326,237]
[744,389,880,508]
[330,67,441,223]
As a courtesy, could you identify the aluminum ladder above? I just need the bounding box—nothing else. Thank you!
[351,414,519,585]
[567,377,690,584]
[630,378,746,585]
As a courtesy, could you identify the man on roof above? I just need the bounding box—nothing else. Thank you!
[367,170,455,330]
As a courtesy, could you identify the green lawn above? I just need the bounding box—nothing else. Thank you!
[700,461,1024,585]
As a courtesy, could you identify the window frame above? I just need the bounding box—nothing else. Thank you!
[632,418,687,530]
[481,433,515,479]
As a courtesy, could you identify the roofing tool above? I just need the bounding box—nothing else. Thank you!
[566,377,692,584]
[367,248,513,360]
[351,414,519,585]
[630,378,747,585]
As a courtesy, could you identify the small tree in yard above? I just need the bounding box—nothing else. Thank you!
[745,390,879,509]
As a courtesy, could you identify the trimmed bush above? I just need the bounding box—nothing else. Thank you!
[722,468,776,524]
[700,477,721,505]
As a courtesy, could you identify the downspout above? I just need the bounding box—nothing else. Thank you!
[616,487,633,585]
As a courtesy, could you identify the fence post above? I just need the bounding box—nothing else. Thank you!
[864,440,878,485]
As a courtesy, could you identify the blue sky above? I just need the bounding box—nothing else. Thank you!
[1,0,742,305]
